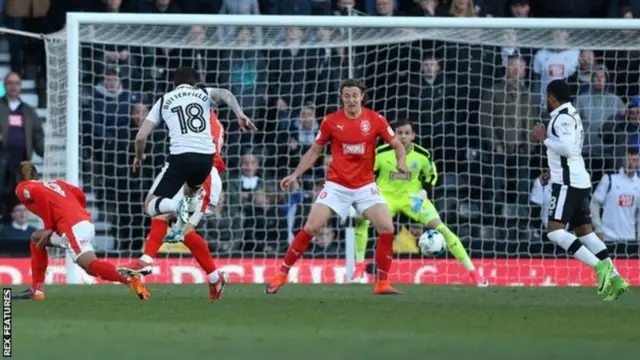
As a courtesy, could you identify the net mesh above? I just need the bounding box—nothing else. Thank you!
[41,23,640,285]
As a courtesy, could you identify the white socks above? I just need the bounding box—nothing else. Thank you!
[547,229,600,267]
[208,270,220,283]
[579,233,608,257]
[147,197,177,217]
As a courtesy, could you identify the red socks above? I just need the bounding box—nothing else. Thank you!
[281,229,314,273]
[375,233,394,281]
[183,231,216,274]
[88,260,129,284]
[30,242,48,292]
[143,218,167,258]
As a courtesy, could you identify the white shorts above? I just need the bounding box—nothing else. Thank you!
[315,181,385,219]
[173,167,222,216]
[61,220,96,262]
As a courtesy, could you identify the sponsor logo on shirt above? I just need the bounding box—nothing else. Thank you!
[387,126,395,136]
[547,64,565,77]
[342,143,365,155]
[389,171,411,180]
[618,194,635,207]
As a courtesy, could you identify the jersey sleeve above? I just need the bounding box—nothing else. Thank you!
[592,174,610,203]
[63,181,87,208]
[421,155,438,187]
[376,113,395,143]
[544,114,576,157]
[146,98,163,125]
[315,117,332,146]
[533,51,543,74]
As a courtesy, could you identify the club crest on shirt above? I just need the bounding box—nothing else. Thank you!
[410,161,419,171]
[360,120,371,135]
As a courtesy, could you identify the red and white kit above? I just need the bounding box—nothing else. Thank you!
[15,180,95,261]
[314,108,396,218]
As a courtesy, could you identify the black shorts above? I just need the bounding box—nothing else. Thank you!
[149,152,213,198]
[548,183,592,227]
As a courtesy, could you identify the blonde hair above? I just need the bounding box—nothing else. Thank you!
[19,161,36,181]
[450,0,477,17]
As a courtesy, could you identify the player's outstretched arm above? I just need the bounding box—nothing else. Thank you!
[280,143,324,191]
[208,87,257,131]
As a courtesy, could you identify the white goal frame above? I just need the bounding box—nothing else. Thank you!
[63,13,640,284]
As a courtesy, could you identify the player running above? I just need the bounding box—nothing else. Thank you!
[532,79,629,300]
[124,110,229,300]
[352,120,488,286]
[12,161,149,300]
[266,79,408,295]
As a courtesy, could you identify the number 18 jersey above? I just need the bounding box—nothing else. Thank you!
[147,84,216,155]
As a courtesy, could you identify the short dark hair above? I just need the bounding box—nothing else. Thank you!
[339,78,366,94]
[546,79,571,103]
[628,147,639,156]
[172,67,199,87]
[393,119,413,130]
[104,68,119,77]
[17,161,39,182]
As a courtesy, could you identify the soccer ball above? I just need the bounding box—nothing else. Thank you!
[418,230,445,255]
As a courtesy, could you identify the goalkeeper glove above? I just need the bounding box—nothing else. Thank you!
[409,190,427,213]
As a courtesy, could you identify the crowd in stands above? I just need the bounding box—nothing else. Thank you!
[2,0,640,258]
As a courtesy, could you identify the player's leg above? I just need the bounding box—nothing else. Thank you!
[352,217,370,280]
[546,185,611,295]
[570,190,629,300]
[266,183,347,294]
[144,159,182,217]
[355,184,400,295]
[177,153,215,222]
[411,198,487,286]
[68,221,150,300]
[13,231,51,300]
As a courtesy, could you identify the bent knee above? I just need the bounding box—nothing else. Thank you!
[302,223,323,236]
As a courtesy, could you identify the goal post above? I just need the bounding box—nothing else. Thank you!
[47,12,640,286]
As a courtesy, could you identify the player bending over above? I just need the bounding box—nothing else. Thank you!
[532,79,629,300]
[352,120,488,286]
[125,110,229,300]
[266,79,408,295]
[13,161,149,300]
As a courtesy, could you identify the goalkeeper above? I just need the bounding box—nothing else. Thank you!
[352,120,488,287]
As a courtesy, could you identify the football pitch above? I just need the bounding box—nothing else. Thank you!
[9,285,640,360]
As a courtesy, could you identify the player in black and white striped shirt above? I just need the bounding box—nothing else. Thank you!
[532,79,629,300]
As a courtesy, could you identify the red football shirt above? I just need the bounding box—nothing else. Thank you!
[15,180,92,235]
[210,110,226,173]
[315,108,396,189]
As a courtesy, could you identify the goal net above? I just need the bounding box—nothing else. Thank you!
[41,14,640,286]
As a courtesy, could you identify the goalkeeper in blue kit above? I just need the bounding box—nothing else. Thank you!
[353,120,488,286]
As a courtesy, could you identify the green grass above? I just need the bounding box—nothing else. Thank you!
[9,285,640,360]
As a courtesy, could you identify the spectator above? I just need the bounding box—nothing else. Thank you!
[410,0,444,16]
[591,148,640,243]
[373,0,402,16]
[5,0,49,76]
[575,65,624,159]
[307,27,346,115]
[0,204,37,242]
[309,226,342,255]
[567,50,597,96]
[508,0,530,17]
[480,56,538,155]
[448,0,478,16]
[219,27,267,119]
[218,0,263,43]
[0,72,44,214]
[499,29,533,75]
[601,96,640,158]
[334,0,362,15]
[277,102,322,178]
[242,187,287,253]
[409,54,456,167]
[268,27,317,119]
[532,30,580,108]
[138,0,181,13]
[227,152,263,215]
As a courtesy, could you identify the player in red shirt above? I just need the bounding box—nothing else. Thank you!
[13,161,149,300]
[266,79,408,295]
[121,110,229,300]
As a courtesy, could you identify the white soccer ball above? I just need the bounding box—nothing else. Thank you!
[418,230,445,255]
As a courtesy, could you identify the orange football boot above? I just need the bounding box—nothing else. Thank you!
[127,274,150,300]
[373,280,403,295]
[119,259,153,276]
[265,272,288,294]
